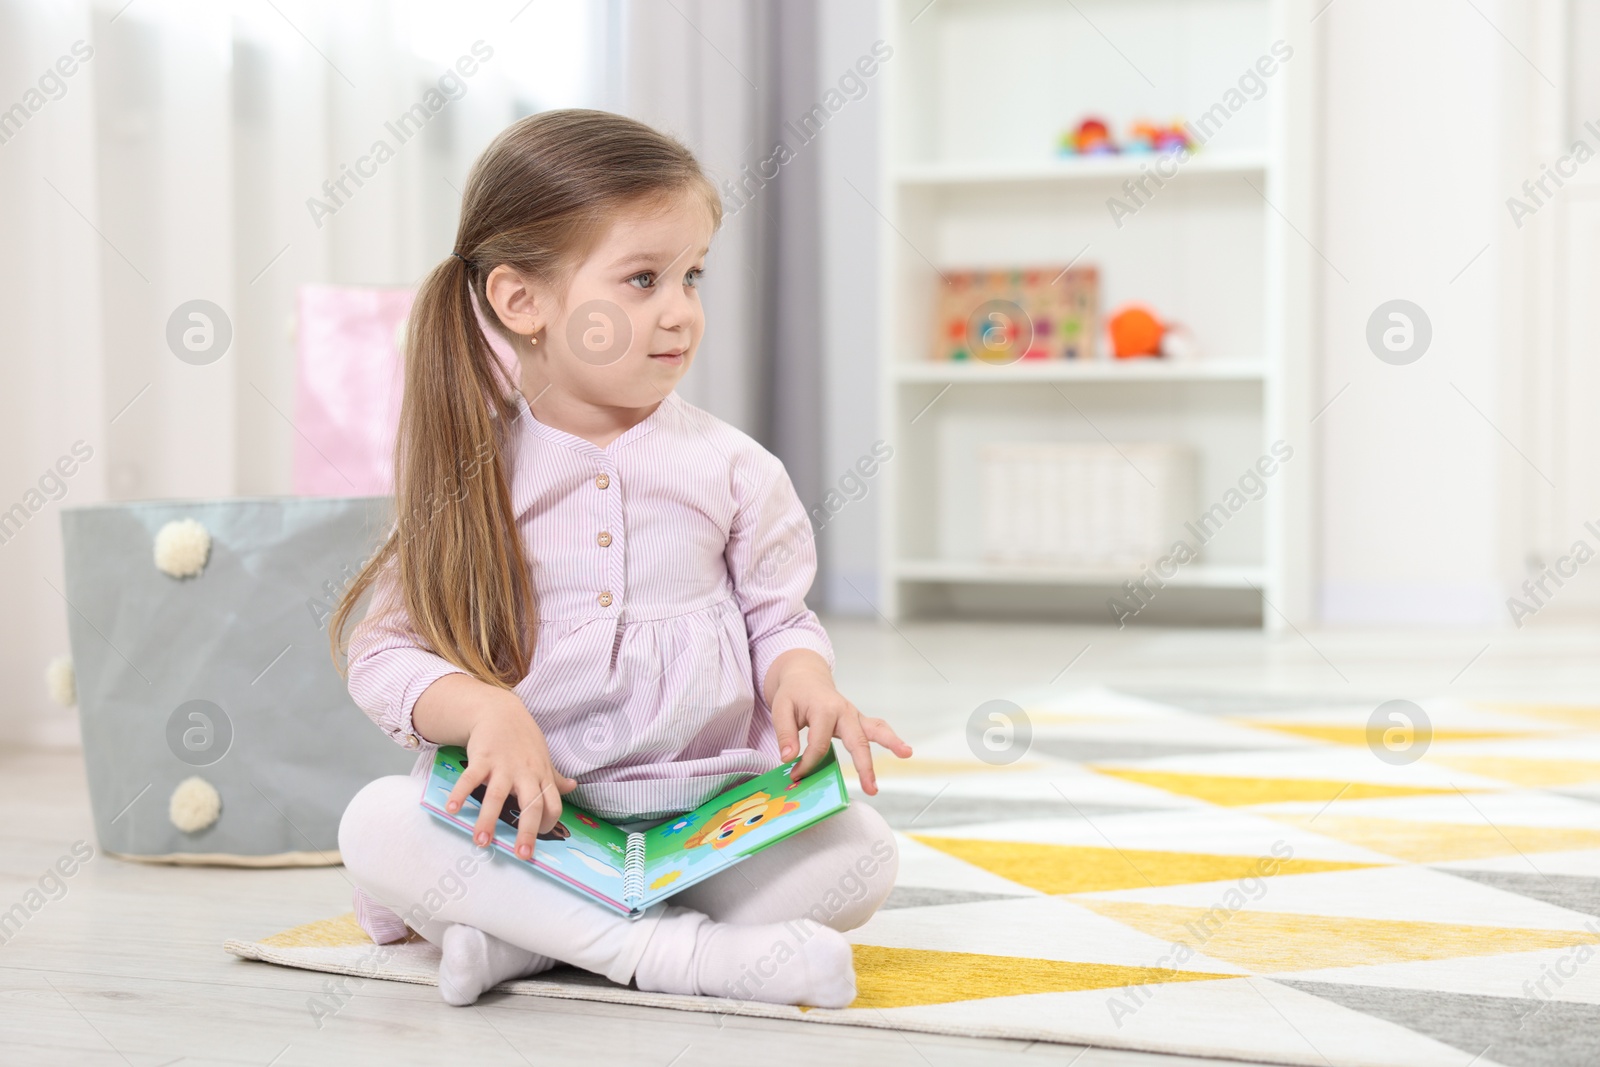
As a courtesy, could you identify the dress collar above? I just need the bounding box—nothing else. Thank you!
[511,388,676,457]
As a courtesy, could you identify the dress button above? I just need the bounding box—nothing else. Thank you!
[595,474,610,489]
[597,531,612,547]
[598,591,614,607]
[402,734,419,749]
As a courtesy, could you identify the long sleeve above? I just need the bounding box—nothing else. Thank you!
[345,553,469,751]
[724,451,836,704]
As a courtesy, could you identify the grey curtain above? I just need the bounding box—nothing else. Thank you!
[606,0,824,525]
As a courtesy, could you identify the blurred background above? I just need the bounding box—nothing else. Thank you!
[3,0,1597,747]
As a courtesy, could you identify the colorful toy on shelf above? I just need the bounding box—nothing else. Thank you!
[1160,323,1199,361]
[1108,304,1164,358]
[1057,116,1116,156]
[1125,120,1193,155]
[1057,117,1195,158]
[1106,303,1199,360]
[932,266,1100,362]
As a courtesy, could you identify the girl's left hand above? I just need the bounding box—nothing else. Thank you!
[768,653,912,795]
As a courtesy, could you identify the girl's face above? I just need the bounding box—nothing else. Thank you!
[493,190,715,413]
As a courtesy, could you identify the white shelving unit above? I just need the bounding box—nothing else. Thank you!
[876,0,1316,625]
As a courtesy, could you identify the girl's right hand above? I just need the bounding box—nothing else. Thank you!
[443,691,577,862]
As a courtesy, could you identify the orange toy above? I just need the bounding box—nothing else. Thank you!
[1108,304,1164,359]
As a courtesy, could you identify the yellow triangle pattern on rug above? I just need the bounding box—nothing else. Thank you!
[1429,755,1600,787]
[846,943,1233,1009]
[908,837,1378,895]
[259,912,396,950]
[1079,900,1600,973]
[1272,813,1600,863]
[1237,722,1534,747]
[1087,768,1463,806]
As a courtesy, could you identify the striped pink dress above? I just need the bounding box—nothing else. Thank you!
[343,387,834,942]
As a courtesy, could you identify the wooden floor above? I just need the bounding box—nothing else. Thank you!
[5,616,1598,1066]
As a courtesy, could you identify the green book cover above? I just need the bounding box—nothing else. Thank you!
[421,744,849,917]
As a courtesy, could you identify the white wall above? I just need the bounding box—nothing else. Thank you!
[1313,0,1526,625]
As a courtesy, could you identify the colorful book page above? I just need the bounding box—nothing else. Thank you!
[637,747,848,907]
[421,747,632,910]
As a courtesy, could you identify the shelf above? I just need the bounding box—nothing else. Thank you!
[894,150,1270,189]
[875,0,1309,625]
[894,559,1267,589]
[894,360,1268,384]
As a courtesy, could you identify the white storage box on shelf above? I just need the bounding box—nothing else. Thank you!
[980,443,1196,569]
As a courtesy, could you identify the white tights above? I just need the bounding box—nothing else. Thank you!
[337,774,899,1005]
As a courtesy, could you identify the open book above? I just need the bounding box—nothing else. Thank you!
[420,744,849,917]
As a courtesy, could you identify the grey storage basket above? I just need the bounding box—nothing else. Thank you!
[59,496,417,866]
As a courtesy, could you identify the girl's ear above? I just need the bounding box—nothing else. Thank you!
[484,264,544,338]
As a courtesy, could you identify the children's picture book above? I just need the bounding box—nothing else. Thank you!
[420,744,850,918]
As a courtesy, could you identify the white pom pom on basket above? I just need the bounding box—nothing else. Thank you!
[154,518,212,578]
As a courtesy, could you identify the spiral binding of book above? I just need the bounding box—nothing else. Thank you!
[622,832,647,910]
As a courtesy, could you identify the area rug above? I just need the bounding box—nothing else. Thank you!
[225,687,1600,1067]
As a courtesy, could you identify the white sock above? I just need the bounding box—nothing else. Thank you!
[631,905,856,1009]
[437,922,557,1006]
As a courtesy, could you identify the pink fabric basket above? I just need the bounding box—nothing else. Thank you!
[293,285,413,496]
[292,284,519,496]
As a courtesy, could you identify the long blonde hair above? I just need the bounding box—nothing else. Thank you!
[330,109,723,689]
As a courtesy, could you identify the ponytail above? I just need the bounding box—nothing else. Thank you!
[328,252,534,688]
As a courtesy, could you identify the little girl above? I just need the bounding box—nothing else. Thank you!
[331,109,911,1010]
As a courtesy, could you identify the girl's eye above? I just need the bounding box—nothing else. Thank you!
[685,267,704,289]
[627,271,655,290]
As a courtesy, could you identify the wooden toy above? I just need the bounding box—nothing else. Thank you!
[932,266,1099,362]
